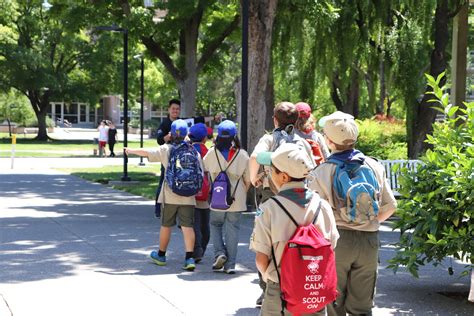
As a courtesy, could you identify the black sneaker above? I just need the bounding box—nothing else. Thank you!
[212,254,227,270]
[256,292,264,307]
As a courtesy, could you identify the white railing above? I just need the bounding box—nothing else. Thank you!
[379,159,423,197]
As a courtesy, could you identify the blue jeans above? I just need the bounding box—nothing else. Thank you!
[210,211,241,270]
[193,208,210,259]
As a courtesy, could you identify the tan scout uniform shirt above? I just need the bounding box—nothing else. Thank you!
[250,182,339,283]
[308,151,397,232]
[251,133,315,187]
[203,147,250,212]
[147,145,198,206]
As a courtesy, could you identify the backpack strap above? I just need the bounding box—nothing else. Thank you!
[311,199,322,224]
[214,147,240,172]
[270,197,298,227]
[270,244,286,316]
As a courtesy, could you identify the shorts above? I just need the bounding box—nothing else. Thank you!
[99,141,107,148]
[161,204,194,227]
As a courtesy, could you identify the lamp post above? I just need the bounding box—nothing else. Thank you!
[95,25,130,181]
[134,54,145,166]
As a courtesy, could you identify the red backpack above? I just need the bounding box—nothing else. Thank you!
[270,197,338,315]
[194,143,210,201]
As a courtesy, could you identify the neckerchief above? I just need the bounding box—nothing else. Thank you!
[278,186,313,209]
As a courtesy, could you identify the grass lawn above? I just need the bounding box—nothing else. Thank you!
[0,136,159,156]
[60,164,160,200]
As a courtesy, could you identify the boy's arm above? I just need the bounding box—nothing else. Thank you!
[376,178,397,223]
[249,156,264,187]
[255,252,270,276]
[124,148,149,157]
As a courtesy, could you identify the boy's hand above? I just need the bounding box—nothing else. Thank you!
[163,133,171,143]
[251,172,265,187]
[124,147,132,155]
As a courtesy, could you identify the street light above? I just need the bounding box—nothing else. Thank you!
[94,25,131,181]
[133,53,145,166]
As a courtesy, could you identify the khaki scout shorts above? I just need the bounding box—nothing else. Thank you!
[262,281,326,316]
[161,204,194,227]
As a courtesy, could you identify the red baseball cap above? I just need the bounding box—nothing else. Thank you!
[295,102,312,119]
[207,126,213,138]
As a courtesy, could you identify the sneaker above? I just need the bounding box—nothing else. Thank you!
[183,258,196,271]
[224,268,235,275]
[256,292,264,307]
[212,254,227,270]
[150,250,166,266]
[194,257,202,264]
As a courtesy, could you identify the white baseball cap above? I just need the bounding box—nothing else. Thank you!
[319,111,358,146]
[256,143,314,179]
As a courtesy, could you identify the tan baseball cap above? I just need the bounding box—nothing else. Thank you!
[318,111,358,145]
[256,143,314,179]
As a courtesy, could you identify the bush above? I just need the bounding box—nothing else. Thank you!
[24,116,55,128]
[388,73,474,278]
[356,118,407,160]
[129,119,140,128]
[144,119,159,129]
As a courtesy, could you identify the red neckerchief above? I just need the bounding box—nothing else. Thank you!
[227,147,237,162]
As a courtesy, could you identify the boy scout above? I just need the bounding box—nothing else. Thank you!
[308,111,397,316]
[250,143,339,315]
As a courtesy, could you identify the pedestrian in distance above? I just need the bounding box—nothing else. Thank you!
[203,120,250,274]
[97,120,109,157]
[308,111,397,316]
[250,142,339,316]
[188,123,211,263]
[125,119,203,272]
[107,120,118,157]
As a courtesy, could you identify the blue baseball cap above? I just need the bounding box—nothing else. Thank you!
[189,123,208,142]
[171,119,188,137]
[217,120,237,138]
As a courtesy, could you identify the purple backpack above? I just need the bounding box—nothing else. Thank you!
[210,148,241,210]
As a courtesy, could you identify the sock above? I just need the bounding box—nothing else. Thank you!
[158,250,166,257]
[185,252,194,260]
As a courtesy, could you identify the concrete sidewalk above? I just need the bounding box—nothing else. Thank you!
[0,161,473,315]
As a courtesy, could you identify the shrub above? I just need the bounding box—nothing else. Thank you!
[388,73,474,277]
[129,119,140,128]
[356,118,407,160]
[24,116,55,128]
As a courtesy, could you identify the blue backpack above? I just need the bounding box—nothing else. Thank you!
[166,142,203,197]
[328,157,380,224]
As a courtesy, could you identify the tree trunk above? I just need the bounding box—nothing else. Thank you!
[344,68,360,118]
[36,110,48,140]
[408,0,449,158]
[247,0,278,152]
[378,54,386,114]
[365,71,376,115]
[330,74,344,111]
[265,57,275,131]
[28,90,49,141]
[178,9,201,117]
